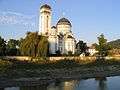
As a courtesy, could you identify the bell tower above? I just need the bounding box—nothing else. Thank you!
[39,4,52,35]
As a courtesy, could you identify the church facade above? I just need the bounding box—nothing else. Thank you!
[39,4,76,55]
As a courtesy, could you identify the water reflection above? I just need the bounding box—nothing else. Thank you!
[95,77,107,90]
[63,80,79,90]
[3,85,48,90]
[20,85,47,90]
[4,87,20,90]
[3,76,120,90]
[47,80,78,90]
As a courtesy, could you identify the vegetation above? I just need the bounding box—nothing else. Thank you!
[0,32,48,58]
[68,51,73,56]
[108,39,120,49]
[0,58,120,79]
[95,34,111,57]
[109,49,120,56]
[20,32,48,57]
[0,36,20,56]
[92,38,120,56]
[0,36,6,56]
[6,39,20,56]
[76,40,89,56]
[0,32,119,58]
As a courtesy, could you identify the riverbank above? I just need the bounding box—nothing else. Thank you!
[0,58,120,87]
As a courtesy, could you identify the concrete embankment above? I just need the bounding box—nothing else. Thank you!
[3,56,120,61]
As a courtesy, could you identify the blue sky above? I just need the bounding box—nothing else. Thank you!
[0,0,120,45]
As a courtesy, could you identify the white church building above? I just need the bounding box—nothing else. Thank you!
[39,4,76,55]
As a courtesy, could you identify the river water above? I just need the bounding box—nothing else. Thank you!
[2,76,120,90]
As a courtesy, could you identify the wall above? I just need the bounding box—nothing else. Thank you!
[49,56,96,61]
[3,56,120,61]
[5,56,32,61]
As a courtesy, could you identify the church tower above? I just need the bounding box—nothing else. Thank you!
[39,4,52,35]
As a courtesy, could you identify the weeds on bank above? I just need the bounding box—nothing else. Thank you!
[0,58,120,78]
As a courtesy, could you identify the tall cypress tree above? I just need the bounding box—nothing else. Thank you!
[96,34,111,57]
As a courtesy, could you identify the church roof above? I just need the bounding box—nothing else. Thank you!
[40,4,51,10]
[51,26,56,29]
[57,18,72,26]
[67,35,74,38]
[64,32,75,39]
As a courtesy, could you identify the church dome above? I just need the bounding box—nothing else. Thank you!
[40,4,51,10]
[57,18,72,26]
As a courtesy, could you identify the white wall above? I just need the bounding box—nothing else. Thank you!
[88,49,98,56]
[48,36,57,54]
[64,38,75,54]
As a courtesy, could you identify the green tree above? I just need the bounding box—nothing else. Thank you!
[68,51,73,56]
[0,36,6,56]
[6,39,20,56]
[76,40,88,56]
[96,34,111,57]
[20,32,48,57]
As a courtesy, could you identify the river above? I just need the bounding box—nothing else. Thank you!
[2,76,120,90]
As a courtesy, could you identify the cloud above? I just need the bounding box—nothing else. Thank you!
[1,11,35,19]
[0,11,37,30]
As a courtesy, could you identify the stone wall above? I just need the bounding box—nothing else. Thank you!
[2,56,120,61]
[5,56,32,61]
[49,56,96,61]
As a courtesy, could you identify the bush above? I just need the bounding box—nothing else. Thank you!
[68,51,73,56]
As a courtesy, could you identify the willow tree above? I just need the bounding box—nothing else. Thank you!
[20,32,48,57]
[37,36,48,57]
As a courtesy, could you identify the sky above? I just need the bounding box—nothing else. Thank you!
[0,0,120,45]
